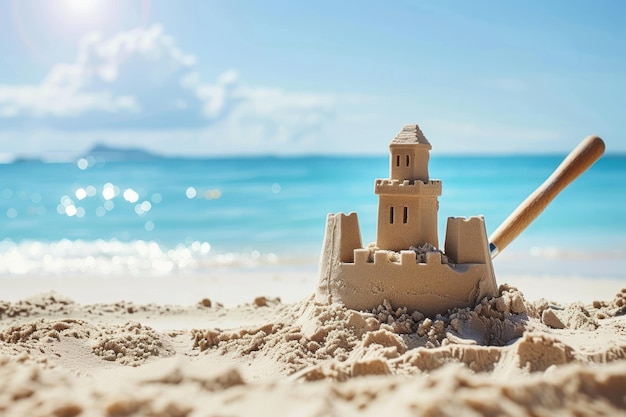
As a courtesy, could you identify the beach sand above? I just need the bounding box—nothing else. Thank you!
[1,268,626,416]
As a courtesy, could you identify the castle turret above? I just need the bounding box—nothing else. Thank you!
[375,125,442,251]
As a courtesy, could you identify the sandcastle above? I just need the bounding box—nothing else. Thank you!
[316,124,498,317]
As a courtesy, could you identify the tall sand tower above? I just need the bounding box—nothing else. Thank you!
[375,124,443,251]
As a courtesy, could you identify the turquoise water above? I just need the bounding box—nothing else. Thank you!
[1,154,624,277]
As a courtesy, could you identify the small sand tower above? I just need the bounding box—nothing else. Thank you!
[316,124,498,317]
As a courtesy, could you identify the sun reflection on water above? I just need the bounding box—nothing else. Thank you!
[0,238,279,276]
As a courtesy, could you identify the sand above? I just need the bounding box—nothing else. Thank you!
[1,271,626,417]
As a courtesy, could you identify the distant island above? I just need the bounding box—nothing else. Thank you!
[81,144,162,162]
[12,156,44,164]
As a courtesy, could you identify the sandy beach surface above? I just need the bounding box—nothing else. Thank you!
[1,267,626,416]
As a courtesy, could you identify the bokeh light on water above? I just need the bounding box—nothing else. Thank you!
[0,153,624,277]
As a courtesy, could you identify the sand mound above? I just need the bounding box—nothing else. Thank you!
[191,285,626,382]
[0,292,76,319]
[92,321,175,366]
[1,286,626,416]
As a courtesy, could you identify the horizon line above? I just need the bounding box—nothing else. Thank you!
[1,150,624,164]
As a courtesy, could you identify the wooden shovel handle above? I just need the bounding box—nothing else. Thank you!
[489,135,605,258]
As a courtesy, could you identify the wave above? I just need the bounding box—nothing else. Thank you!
[0,239,290,277]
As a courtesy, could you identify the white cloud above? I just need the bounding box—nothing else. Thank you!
[0,24,340,146]
[0,25,192,120]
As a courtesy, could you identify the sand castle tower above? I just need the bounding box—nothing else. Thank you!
[316,124,498,317]
[375,125,442,251]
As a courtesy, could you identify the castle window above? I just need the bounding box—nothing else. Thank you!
[406,155,410,167]
[403,206,408,223]
[395,155,400,167]
[390,206,395,224]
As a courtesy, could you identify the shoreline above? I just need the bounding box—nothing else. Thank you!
[0,264,623,307]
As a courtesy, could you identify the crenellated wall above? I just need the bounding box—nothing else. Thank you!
[316,213,498,317]
[374,179,442,196]
[352,248,448,265]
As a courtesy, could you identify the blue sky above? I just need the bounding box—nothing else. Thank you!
[0,0,624,158]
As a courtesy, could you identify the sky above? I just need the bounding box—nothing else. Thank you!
[0,0,625,158]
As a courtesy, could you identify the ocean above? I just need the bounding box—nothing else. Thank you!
[1,153,625,279]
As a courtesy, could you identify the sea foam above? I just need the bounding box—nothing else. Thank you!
[0,239,280,276]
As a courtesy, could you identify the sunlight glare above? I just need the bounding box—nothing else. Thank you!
[62,0,101,17]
